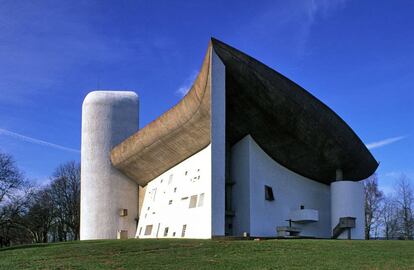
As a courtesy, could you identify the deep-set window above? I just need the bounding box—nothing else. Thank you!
[144,225,153,236]
[189,195,198,208]
[181,224,187,237]
[164,227,169,237]
[198,193,205,207]
[265,185,274,201]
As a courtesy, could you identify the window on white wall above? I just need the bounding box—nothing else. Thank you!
[181,224,187,237]
[168,174,173,184]
[198,193,205,207]
[168,200,173,205]
[144,225,153,236]
[151,188,157,201]
[164,227,169,237]
[265,185,274,201]
[139,227,142,236]
[189,195,198,208]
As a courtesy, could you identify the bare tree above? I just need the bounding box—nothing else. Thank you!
[0,152,30,247]
[22,188,55,243]
[394,174,414,239]
[49,161,80,241]
[0,152,24,205]
[381,195,400,239]
[364,174,383,239]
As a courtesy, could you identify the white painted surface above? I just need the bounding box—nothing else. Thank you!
[210,49,226,237]
[331,181,365,239]
[231,135,332,238]
[80,91,139,240]
[289,209,319,223]
[136,145,212,239]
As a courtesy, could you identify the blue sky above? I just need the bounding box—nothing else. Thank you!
[0,0,412,193]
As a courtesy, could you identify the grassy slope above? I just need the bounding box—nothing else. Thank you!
[0,239,413,270]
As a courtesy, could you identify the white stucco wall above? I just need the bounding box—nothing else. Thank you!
[80,91,139,240]
[137,145,212,239]
[210,49,226,237]
[331,181,365,239]
[231,135,332,238]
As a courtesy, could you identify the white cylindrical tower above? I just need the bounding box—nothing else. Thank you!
[80,91,139,240]
[331,181,365,239]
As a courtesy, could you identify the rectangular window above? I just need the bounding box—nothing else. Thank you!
[198,193,205,207]
[265,185,274,201]
[152,188,157,201]
[181,224,187,237]
[144,225,153,236]
[139,227,142,236]
[164,227,169,237]
[168,174,173,184]
[189,195,198,208]
[168,200,173,205]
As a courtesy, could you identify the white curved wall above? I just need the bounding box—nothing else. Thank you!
[80,91,139,240]
[331,181,365,239]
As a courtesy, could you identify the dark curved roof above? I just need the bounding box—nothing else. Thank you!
[111,38,378,185]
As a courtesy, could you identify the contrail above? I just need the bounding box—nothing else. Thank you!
[366,135,406,150]
[0,128,80,153]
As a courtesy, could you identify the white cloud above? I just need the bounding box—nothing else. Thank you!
[175,71,198,97]
[0,128,79,153]
[366,135,406,150]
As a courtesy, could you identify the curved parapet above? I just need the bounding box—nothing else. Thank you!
[111,38,378,186]
[80,91,139,240]
[110,46,212,186]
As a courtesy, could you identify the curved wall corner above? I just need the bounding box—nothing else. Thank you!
[330,181,365,239]
[80,91,139,240]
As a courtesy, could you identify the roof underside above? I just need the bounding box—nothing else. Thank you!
[111,38,378,186]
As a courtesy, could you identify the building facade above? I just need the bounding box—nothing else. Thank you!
[80,38,377,240]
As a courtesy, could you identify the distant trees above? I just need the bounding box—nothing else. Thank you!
[394,175,414,239]
[0,152,32,247]
[364,174,384,239]
[0,151,80,247]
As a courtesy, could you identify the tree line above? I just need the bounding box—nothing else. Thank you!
[364,173,414,240]
[0,152,80,247]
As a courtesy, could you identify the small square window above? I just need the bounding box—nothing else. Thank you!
[144,225,153,236]
[265,185,274,201]
[168,200,173,205]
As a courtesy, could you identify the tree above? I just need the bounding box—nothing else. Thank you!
[0,152,29,247]
[364,174,383,239]
[394,175,414,239]
[49,161,80,241]
[22,188,55,243]
[381,195,400,239]
[0,152,24,205]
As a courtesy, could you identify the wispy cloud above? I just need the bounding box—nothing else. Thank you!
[0,128,80,153]
[366,135,406,150]
[243,0,349,59]
[175,71,198,97]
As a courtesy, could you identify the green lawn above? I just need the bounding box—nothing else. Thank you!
[0,239,413,269]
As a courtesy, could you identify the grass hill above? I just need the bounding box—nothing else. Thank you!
[0,239,413,269]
